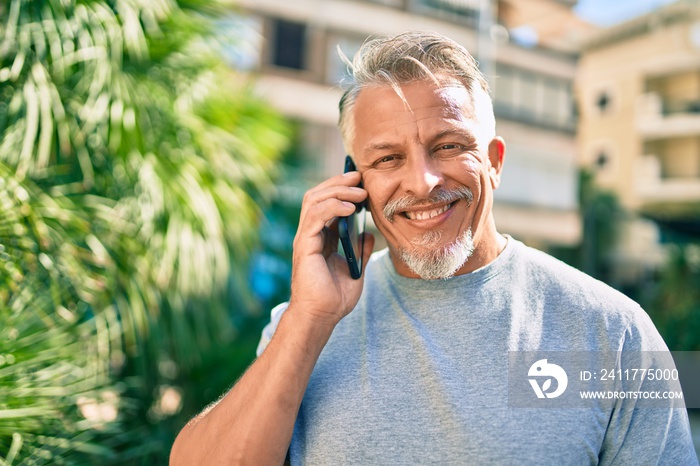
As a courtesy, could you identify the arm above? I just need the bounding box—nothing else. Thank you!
[169,171,374,466]
[599,314,698,465]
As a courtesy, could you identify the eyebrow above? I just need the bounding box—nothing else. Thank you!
[361,127,477,158]
[430,128,476,144]
[363,142,402,156]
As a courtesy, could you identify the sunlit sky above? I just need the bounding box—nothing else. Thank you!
[574,0,679,26]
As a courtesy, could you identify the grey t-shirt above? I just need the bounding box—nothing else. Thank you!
[257,238,698,465]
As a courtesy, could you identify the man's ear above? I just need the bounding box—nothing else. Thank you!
[488,136,506,189]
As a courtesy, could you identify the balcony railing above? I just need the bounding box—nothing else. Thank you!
[662,98,700,116]
[636,93,700,139]
[360,0,485,25]
[411,0,480,20]
[494,102,576,133]
[635,154,700,204]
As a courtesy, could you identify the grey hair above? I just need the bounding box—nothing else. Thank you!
[338,31,491,153]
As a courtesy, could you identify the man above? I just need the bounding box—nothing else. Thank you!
[170,31,697,465]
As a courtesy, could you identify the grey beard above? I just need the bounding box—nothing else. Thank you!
[398,228,475,280]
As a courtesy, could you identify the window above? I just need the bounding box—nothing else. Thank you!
[586,141,617,183]
[271,19,307,70]
[363,0,405,7]
[519,74,537,116]
[595,151,609,169]
[588,83,617,116]
[494,67,516,106]
[596,91,611,113]
[326,34,365,85]
[494,63,574,131]
[542,80,570,126]
[408,0,479,24]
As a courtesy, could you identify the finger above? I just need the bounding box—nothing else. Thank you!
[325,215,340,238]
[322,219,340,258]
[298,185,367,228]
[305,186,367,208]
[294,198,356,254]
[303,198,356,237]
[297,171,364,219]
[314,170,362,190]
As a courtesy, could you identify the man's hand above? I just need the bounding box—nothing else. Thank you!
[170,171,375,466]
[289,170,375,327]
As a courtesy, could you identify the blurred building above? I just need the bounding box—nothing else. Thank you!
[576,0,700,282]
[229,0,589,248]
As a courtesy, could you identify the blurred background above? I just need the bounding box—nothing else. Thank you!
[1,0,699,463]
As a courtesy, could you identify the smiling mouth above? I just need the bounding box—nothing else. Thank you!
[403,202,454,221]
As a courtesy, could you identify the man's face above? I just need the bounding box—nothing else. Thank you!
[350,80,505,279]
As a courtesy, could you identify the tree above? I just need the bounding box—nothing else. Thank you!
[644,243,700,351]
[0,0,289,463]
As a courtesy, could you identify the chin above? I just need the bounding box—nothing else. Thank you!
[398,229,474,280]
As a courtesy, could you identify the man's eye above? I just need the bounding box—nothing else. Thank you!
[438,144,463,151]
[374,155,400,167]
[434,143,467,157]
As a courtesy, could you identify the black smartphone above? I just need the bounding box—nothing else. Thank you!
[338,155,366,279]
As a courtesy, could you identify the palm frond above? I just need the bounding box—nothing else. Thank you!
[0,163,118,464]
[1,0,290,462]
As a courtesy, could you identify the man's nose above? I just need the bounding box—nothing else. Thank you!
[403,150,444,198]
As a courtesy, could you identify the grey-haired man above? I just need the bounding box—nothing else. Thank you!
[171,31,697,465]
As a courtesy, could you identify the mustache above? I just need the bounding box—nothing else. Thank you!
[383,186,473,222]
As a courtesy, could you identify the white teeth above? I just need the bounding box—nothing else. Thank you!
[405,203,451,221]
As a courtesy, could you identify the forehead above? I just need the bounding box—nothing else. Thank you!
[351,81,480,154]
[355,80,475,122]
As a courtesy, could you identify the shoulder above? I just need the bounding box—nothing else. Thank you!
[510,240,667,351]
[514,241,636,313]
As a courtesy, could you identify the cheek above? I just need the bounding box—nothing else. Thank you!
[457,155,483,173]
[362,174,389,209]
[448,158,482,189]
[367,191,388,221]
[363,175,395,215]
